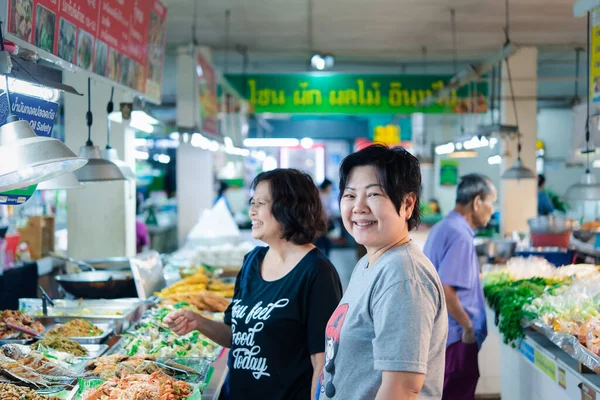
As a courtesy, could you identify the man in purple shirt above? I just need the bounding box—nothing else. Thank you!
[423,174,497,400]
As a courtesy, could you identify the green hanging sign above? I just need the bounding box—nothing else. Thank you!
[225,74,488,115]
[440,160,459,186]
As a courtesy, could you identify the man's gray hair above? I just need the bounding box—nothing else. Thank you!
[456,174,493,205]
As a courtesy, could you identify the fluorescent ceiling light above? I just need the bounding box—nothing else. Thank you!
[301,137,314,149]
[435,143,455,155]
[135,150,149,160]
[463,136,489,150]
[0,120,87,192]
[108,111,157,133]
[488,155,502,165]
[244,138,300,148]
[263,156,278,171]
[0,77,60,102]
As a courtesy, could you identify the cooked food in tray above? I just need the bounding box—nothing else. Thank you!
[45,319,103,338]
[0,354,72,388]
[0,382,60,400]
[0,344,77,378]
[164,268,235,298]
[159,291,230,313]
[82,371,193,400]
[37,336,88,357]
[85,354,199,380]
[0,310,45,339]
[122,325,220,359]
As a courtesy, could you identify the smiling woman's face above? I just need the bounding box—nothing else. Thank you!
[340,166,414,251]
[248,181,282,243]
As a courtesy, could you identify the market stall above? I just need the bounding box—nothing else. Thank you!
[483,257,600,399]
[0,259,235,400]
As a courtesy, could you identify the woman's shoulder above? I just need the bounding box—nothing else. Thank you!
[378,243,441,287]
[296,248,340,280]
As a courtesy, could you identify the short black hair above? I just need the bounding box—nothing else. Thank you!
[320,179,333,191]
[456,174,493,205]
[338,144,421,231]
[538,174,546,188]
[251,169,326,245]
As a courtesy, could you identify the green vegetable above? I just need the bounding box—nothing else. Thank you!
[190,331,199,344]
[176,350,188,357]
[174,302,189,309]
[149,343,166,354]
[127,339,142,356]
[484,276,566,346]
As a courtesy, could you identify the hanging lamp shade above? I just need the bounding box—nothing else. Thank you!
[102,147,136,180]
[37,172,82,190]
[502,157,535,180]
[566,170,600,201]
[0,119,87,192]
[74,144,126,182]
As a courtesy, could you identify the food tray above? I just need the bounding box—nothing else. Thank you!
[31,304,147,335]
[65,377,203,400]
[79,344,109,359]
[0,337,36,345]
[106,335,223,363]
[527,321,600,374]
[34,344,109,360]
[37,323,113,345]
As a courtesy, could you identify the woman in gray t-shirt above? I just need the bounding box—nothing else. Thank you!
[318,144,448,400]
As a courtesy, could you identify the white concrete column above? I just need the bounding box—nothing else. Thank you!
[500,47,538,235]
[177,143,214,245]
[63,72,136,259]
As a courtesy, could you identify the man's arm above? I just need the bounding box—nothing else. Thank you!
[375,371,425,400]
[443,284,475,343]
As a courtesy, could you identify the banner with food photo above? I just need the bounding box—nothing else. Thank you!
[5,0,167,103]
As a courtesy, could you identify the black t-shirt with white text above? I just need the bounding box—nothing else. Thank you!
[222,246,343,400]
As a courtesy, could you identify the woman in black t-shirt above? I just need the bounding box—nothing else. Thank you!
[165,169,343,400]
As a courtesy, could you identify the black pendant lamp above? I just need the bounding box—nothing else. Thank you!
[501,0,535,180]
[566,12,600,201]
[101,87,135,180]
[74,78,125,182]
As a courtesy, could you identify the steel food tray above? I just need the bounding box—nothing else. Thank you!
[38,323,113,344]
[78,344,109,359]
[30,303,148,335]
[0,337,36,345]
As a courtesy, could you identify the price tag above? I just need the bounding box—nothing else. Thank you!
[534,349,557,382]
[558,367,567,389]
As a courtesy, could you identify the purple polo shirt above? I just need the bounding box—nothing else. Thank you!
[423,211,487,349]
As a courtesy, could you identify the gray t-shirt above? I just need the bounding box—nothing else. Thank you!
[319,241,448,400]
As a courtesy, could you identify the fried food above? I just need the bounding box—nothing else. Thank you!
[82,371,193,400]
[37,336,88,357]
[161,291,230,313]
[581,220,600,231]
[0,310,45,339]
[85,355,199,381]
[0,344,77,378]
[0,382,60,400]
[0,354,67,388]
[46,319,103,338]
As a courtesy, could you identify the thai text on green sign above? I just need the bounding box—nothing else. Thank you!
[225,74,488,114]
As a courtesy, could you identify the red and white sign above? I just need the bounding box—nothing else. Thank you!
[6,0,167,102]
